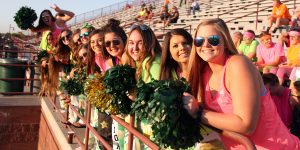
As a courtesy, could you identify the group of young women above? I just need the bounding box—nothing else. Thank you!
[33,6,300,149]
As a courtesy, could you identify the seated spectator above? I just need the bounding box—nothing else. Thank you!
[277,28,300,85]
[267,0,291,33]
[164,6,179,26]
[262,73,296,129]
[256,31,285,73]
[238,30,259,62]
[232,31,243,49]
[160,6,170,22]
[291,7,300,30]
[125,4,132,10]
[278,31,290,48]
[135,7,148,22]
[145,7,153,20]
[190,0,200,15]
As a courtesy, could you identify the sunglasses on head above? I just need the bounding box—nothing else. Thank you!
[194,35,221,47]
[80,32,89,38]
[79,52,87,60]
[130,24,149,31]
[105,40,121,47]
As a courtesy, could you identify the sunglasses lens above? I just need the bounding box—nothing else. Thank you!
[207,35,220,46]
[112,40,120,45]
[80,32,89,38]
[105,41,111,47]
[105,40,121,47]
[194,37,204,47]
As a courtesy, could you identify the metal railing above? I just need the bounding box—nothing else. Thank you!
[68,0,162,28]
[0,40,40,95]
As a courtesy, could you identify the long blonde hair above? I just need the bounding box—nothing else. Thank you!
[187,18,238,100]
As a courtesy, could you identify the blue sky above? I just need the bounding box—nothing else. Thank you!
[0,0,126,34]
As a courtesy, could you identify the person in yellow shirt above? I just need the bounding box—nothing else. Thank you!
[277,28,300,85]
[267,0,291,33]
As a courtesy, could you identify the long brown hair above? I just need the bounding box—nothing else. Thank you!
[87,29,105,75]
[124,24,161,81]
[160,28,192,80]
[188,18,238,100]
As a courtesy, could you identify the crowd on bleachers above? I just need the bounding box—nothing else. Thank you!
[31,0,300,149]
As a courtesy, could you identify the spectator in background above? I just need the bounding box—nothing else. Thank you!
[256,31,285,73]
[267,0,291,33]
[262,73,294,128]
[238,30,259,62]
[160,6,170,23]
[179,0,187,7]
[190,0,200,15]
[135,7,148,22]
[277,28,300,85]
[291,7,300,30]
[232,31,243,49]
[164,6,179,26]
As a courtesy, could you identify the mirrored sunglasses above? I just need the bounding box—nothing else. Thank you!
[194,35,221,47]
[80,32,89,38]
[105,40,121,47]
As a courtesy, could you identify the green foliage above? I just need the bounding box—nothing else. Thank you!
[104,65,137,115]
[14,6,37,30]
[60,78,84,96]
[132,79,203,149]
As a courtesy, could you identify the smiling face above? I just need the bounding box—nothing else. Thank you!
[90,33,103,54]
[104,32,125,59]
[127,30,144,61]
[41,11,52,26]
[80,28,90,44]
[195,25,225,63]
[260,35,273,48]
[78,47,88,64]
[61,30,72,46]
[169,35,191,64]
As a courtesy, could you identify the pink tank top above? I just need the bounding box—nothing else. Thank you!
[95,54,112,72]
[52,22,67,43]
[203,57,300,150]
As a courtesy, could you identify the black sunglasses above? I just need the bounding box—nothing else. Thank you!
[130,24,149,31]
[80,32,89,38]
[194,35,221,47]
[79,52,87,60]
[61,33,72,41]
[105,40,121,47]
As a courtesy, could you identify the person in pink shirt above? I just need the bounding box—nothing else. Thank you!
[262,73,293,128]
[256,31,285,73]
[182,18,300,149]
[86,29,112,75]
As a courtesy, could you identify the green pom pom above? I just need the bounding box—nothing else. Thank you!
[37,50,49,62]
[14,6,37,30]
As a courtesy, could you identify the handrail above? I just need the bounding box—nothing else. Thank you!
[217,0,268,18]
[68,0,163,27]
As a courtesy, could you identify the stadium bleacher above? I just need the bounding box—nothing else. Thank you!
[69,0,300,42]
